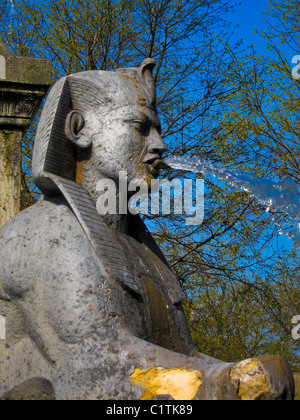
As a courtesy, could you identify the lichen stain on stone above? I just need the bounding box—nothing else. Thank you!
[130,367,202,400]
[230,358,269,400]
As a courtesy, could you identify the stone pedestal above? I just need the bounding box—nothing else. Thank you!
[0,46,51,228]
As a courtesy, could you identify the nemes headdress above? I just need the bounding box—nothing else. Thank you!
[30,59,180,301]
[32,58,156,195]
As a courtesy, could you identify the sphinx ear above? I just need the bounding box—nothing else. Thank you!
[65,110,92,150]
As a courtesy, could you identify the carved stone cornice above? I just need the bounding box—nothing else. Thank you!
[0,55,52,131]
[0,44,51,227]
[0,82,49,129]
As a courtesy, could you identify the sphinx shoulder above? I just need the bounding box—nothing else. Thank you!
[0,196,99,299]
[0,196,85,250]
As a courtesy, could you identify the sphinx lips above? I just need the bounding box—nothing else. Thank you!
[148,159,162,177]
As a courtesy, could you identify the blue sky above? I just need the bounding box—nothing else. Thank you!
[229,0,296,62]
[231,0,269,49]
[222,1,298,252]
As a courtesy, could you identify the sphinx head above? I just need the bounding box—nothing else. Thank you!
[32,59,167,196]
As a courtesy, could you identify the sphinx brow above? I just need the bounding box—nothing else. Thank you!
[123,117,146,123]
[123,112,160,128]
[123,111,147,122]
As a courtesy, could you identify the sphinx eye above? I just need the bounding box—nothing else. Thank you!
[125,119,148,134]
[133,120,145,130]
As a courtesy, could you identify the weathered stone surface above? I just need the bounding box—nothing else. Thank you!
[0,60,295,400]
[0,37,15,57]
[0,314,5,340]
[0,85,49,129]
[294,373,300,400]
[0,130,22,227]
[0,54,51,129]
[0,39,51,228]
[1,378,55,401]
[217,355,295,400]
[0,56,6,79]
[1,56,51,86]
[0,37,51,86]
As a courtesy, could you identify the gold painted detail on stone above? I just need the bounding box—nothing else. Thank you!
[230,359,269,400]
[131,367,202,400]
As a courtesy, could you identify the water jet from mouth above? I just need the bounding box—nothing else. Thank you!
[164,155,300,248]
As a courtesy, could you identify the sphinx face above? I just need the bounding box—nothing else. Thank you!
[89,105,166,186]
[78,74,167,190]
[32,60,166,196]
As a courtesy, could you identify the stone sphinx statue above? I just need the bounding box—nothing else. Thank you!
[0,59,295,400]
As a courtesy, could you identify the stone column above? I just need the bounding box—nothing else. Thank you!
[0,40,51,228]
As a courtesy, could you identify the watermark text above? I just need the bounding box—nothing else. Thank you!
[96,172,204,226]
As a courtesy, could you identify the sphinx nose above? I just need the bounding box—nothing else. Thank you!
[147,129,168,156]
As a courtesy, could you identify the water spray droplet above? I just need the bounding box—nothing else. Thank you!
[165,155,300,248]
